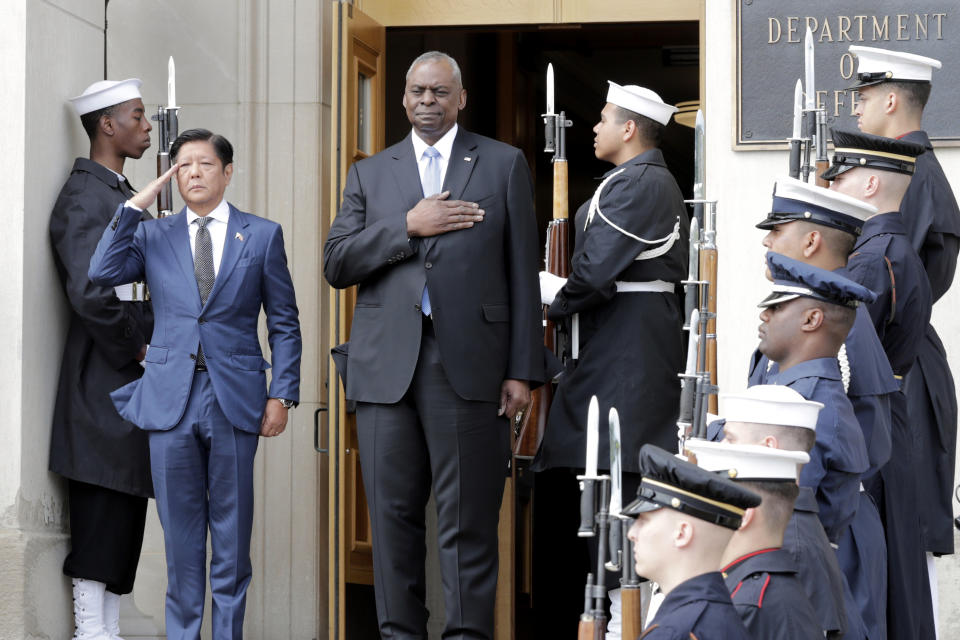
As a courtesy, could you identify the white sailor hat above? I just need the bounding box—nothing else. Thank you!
[606,81,678,126]
[756,176,877,236]
[685,440,810,483]
[720,385,823,432]
[849,46,942,89]
[69,78,143,116]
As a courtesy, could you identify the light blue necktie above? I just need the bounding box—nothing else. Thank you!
[421,146,442,316]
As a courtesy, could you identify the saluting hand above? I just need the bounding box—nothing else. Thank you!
[406,191,485,238]
[128,163,179,211]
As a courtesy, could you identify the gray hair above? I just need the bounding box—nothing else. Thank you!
[406,51,462,87]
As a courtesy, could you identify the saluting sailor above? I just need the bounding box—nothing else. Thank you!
[623,444,758,639]
[534,81,688,498]
[685,439,822,640]
[822,127,936,640]
[849,48,958,623]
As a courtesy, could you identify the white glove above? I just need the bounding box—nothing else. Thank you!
[539,271,567,305]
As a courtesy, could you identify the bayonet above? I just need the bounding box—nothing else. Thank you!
[789,80,803,179]
[578,396,600,537]
[606,408,622,573]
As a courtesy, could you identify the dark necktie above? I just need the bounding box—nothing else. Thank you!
[117,176,135,200]
[193,217,215,367]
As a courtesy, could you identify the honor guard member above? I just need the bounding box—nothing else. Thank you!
[720,385,859,639]
[757,251,883,638]
[850,48,959,587]
[822,129,935,640]
[685,440,821,640]
[49,79,154,640]
[623,445,759,640]
[535,81,687,493]
[754,177,897,486]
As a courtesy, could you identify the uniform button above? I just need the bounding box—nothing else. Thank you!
[425,262,433,269]
[199,317,206,324]
[190,354,197,361]
[414,303,422,311]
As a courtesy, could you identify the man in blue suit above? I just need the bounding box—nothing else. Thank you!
[89,129,301,640]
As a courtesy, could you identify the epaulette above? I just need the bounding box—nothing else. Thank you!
[729,572,772,608]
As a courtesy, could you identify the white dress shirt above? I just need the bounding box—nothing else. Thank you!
[186,199,230,277]
[411,123,458,194]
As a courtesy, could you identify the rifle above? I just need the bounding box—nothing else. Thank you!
[606,408,645,638]
[798,28,829,187]
[514,63,572,458]
[152,56,180,218]
[681,110,718,423]
[576,396,609,639]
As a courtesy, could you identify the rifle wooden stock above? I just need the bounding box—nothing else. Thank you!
[513,159,570,458]
[578,616,603,640]
[699,246,718,414]
[621,584,644,640]
[815,159,830,188]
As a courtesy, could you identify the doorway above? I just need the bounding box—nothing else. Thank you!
[339,20,700,640]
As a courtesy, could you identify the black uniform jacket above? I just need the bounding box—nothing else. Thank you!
[536,148,688,474]
[847,211,932,376]
[641,571,751,639]
[782,488,851,638]
[898,130,960,303]
[324,129,544,403]
[722,548,822,640]
[48,158,153,497]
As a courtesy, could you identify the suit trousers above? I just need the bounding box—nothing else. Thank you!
[356,326,510,640]
[62,479,148,594]
[149,371,259,640]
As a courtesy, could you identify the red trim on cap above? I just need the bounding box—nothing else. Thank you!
[720,547,779,573]
[758,575,772,608]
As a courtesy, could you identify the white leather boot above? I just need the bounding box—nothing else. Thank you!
[71,578,111,640]
[102,590,125,640]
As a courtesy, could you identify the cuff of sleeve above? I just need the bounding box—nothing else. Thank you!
[125,200,143,212]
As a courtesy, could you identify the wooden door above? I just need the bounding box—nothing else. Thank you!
[326,3,385,638]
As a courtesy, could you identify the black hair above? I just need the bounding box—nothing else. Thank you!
[887,81,932,110]
[739,480,800,530]
[612,106,664,148]
[170,128,234,167]
[79,104,118,141]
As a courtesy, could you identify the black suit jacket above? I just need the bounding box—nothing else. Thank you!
[324,128,544,403]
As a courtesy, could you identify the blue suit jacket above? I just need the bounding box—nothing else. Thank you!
[89,203,301,433]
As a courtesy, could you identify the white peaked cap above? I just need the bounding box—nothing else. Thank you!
[720,385,823,432]
[850,46,942,84]
[774,176,878,223]
[685,440,810,482]
[606,81,678,126]
[69,79,143,116]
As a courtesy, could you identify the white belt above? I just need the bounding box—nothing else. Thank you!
[114,282,149,302]
[615,279,674,293]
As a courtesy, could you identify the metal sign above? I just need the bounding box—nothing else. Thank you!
[736,2,960,148]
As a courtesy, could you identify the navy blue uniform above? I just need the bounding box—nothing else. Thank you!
[537,148,688,474]
[722,548,821,640]
[641,571,751,639]
[847,211,936,640]
[749,305,896,481]
[899,131,959,556]
[783,488,861,639]
[759,357,883,639]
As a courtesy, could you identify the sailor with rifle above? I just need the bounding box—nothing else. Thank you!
[50,77,156,640]
[534,79,688,510]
